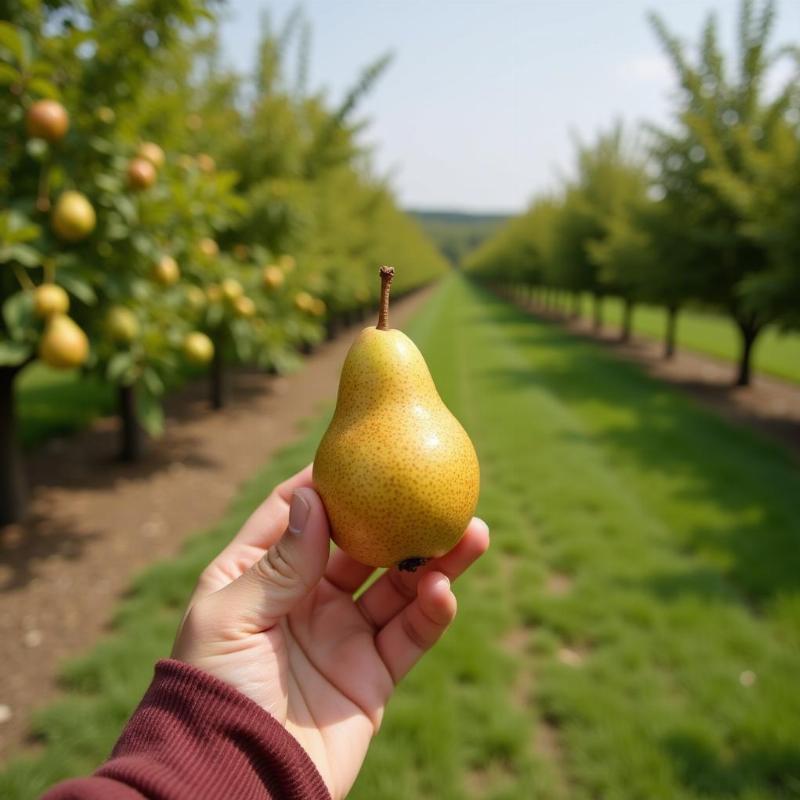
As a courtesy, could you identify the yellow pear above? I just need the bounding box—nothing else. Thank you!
[51,191,96,242]
[262,265,284,290]
[106,306,139,343]
[38,314,89,369]
[233,295,256,318]
[221,278,243,302]
[33,284,69,318]
[152,255,180,286]
[183,332,214,365]
[137,142,165,170]
[313,267,480,570]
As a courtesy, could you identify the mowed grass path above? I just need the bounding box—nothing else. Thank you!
[577,295,800,384]
[3,275,800,799]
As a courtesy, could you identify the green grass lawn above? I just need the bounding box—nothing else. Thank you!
[578,294,800,384]
[3,274,800,799]
[17,363,114,449]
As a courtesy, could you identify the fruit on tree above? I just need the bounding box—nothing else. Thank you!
[106,306,139,343]
[96,106,115,124]
[137,142,165,170]
[26,99,69,143]
[51,191,96,242]
[183,332,214,365]
[152,255,180,286]
[185,285,206,311]
[127,157,157,190]
[33,284,69,318]
[293,291,314,313]
[233,296,256,318]
[137,142,164,170]
[38,315,89,369]
[198,238,219,258]
[262,265,284,291]
[196,153,216,173]
[221,278,243,302]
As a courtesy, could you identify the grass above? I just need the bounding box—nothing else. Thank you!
[580,294,800,384]
[3,274,800,799]
[17,363,114,449]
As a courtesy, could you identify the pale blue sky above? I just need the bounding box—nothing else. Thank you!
[219,1,800,213]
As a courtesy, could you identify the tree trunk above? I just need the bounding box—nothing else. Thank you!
[664,305,678,359]
[210,337,226,409]
[0,366,25,525]
[735,320,760,387]
[118,383,143,462]
[621,297,633,342]
[325,317,339,341]
[592,293,603,331]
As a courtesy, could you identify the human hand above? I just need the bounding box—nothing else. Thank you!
[171,464,489,800]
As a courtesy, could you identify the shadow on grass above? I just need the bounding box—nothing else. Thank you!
[665,732,800,797]
[468,285,800,609]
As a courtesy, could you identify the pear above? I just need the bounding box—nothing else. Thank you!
[33,284,69,318]
[313,266,480,570]
[183,332,214,365]
[127,157,157,190]
[106,306,139,343]
[152,255,180,286]
[137,142,165,170]
[26,100,69,143]
[39,314,89,369]
[51,191,96,242]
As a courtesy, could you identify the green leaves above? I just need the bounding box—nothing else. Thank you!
[0,22,24,65]
[137,387,164,437]
[0,340,32,366]
[2,291,33,338]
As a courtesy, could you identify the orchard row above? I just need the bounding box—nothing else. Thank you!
[467,0,799,387]
[0,2,448,524]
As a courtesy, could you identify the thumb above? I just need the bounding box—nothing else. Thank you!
[205,487,330,635]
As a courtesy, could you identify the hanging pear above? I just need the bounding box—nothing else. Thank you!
[314,267,480,570]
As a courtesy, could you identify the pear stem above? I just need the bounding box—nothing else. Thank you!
[376,265,395,331]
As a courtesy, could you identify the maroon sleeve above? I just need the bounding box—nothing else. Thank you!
[42,659,331,800]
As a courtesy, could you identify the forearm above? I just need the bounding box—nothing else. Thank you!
[42,660,330,800]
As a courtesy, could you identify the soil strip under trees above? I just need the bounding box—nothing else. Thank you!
[0,287,432,763]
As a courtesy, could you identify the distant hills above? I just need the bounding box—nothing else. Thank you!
[409,209,511,267]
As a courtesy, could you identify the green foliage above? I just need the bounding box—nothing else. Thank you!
[465,0,800,385]
[0,1,446,476]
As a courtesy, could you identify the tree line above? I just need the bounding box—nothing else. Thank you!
[466,0,800,387]
[0,0,448,524]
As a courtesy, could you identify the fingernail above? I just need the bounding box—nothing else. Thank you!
[288,490,311,535]
[435,574,451,591]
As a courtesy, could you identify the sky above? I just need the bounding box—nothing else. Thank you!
[219,0,800,213]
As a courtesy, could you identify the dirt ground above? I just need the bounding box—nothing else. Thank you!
[0,288,431,763]
[526,300,800,459]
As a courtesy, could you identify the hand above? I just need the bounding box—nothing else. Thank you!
[172,465,489,800]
